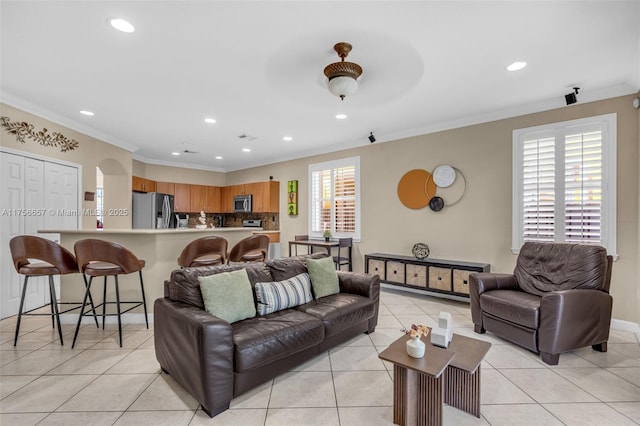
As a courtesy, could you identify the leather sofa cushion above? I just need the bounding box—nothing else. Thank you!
[168,263,273,309]
[295,293,375,337]
[514,242,607,296]
[480,290,541,329]
[267,253,328,281]
[231,309,324,372]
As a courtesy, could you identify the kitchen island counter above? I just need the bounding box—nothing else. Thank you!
[38,227,260,320]
[39,226,258,234]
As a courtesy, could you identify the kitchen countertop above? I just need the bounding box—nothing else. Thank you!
[38,227,261,234]
[39,226,262,315]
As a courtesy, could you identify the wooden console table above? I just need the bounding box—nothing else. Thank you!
[365,253,489,300]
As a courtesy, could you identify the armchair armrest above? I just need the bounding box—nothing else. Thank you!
[469,273,519,332]
[337,271,380,333]
[539,289,613,355]
[470,273,519,295]
[154,298,234,416]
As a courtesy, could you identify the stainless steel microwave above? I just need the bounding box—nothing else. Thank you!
[233,194,252,212]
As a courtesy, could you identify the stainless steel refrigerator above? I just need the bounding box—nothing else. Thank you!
[132,192,175,229]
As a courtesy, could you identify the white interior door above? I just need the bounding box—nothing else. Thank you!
[0,152,27,319]
[0,151,79,319]
[23,158,49,312]
[44,162,78,298]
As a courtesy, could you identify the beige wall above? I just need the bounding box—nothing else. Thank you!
[0,103,133,229]
[227,95,640,323]
[2,96,638,323]
[133,159,225,186]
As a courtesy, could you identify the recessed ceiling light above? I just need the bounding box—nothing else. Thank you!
[215,156,223,160]
[335,114,347,120]
[283,136,293,141]
[507,61,527,71]
[204,118,217,124]
[171,152,180,156]
[79,110,94,116]
[242,148,251,153]
[107,18,135,33]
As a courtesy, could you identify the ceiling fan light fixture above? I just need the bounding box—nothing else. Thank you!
[327,76,359,100]
[324,42,363,100]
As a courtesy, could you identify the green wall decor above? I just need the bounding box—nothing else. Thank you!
[287,180,298,216]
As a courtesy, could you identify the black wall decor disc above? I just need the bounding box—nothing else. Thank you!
[429,196,444,211]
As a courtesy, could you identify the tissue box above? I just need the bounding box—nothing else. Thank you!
[430,311,453,348]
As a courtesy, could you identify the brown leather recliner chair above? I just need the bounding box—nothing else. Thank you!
[470,242,613,365]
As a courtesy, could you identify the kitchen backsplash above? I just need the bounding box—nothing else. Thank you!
[185,212,279,230]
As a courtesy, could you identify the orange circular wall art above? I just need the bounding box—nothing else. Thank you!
[397,169,437,209]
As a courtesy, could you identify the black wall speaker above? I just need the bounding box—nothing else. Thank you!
[565,92,577,105]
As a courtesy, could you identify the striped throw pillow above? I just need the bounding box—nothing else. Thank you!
[255,272,313,315]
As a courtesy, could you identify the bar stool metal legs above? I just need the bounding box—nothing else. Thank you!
[13,273,99,346]
[10,235,99,347]
[71,270,149,349]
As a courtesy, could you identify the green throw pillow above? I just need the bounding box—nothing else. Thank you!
[198,269,256,323]
[307,256,339,299]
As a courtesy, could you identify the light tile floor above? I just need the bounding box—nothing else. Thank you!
[1,288,639,425]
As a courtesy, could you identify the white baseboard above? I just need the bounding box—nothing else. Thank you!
[611,319,640,342]
[59,313,153,325]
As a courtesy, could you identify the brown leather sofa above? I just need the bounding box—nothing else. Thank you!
[154,254,380,417]
[470,242,613,365]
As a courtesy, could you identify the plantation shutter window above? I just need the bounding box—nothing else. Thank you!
[522,131,556,242]
[309,157,361,240]
[512,114,616,257]
[564,125,603,243]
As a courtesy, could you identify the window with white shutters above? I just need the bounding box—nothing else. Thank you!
[512,114,616,256]
[309,157,360,240]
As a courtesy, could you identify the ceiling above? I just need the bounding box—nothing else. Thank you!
[2,1,639,172]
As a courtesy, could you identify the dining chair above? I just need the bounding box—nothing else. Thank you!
[333,237,353,271]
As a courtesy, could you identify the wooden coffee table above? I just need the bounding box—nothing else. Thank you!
[443,333,491,418]
[378,333,491,426]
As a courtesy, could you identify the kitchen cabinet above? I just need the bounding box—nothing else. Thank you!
[156,181,175,195]
[206,186,221,212]
[190,185,221,212]
[174,183,191,212]
[364,253,490,301]
[132,176,156,193]
[160,180,278,213]
[235,183,251,195]
[252,181,279,212]
[190,185,206,212]
[220,186,235,213]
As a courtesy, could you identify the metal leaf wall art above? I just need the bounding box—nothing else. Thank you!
[0,116,79,152]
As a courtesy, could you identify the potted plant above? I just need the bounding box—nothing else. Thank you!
[323,230,332,242]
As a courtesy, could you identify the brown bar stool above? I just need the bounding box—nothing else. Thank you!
[72,239,148,348]
[177,236,228,267]
[9,235,98,346]
[228,234,269,263]
[333,237,353,271]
